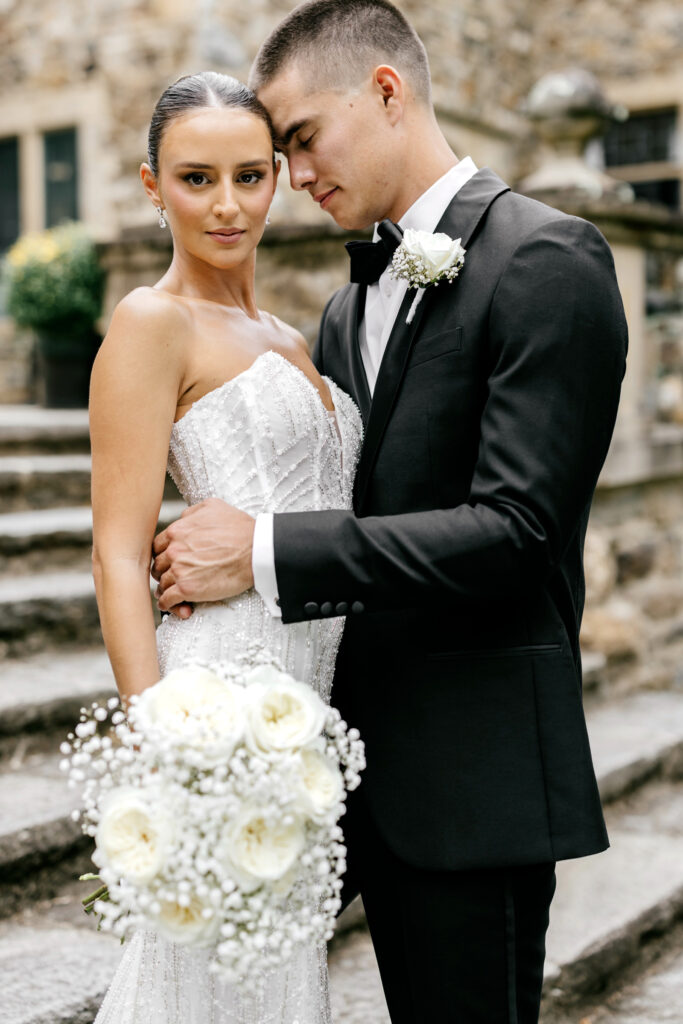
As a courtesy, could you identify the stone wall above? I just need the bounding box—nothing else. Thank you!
[584,475,683,697]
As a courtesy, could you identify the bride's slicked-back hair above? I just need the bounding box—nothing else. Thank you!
[250,0,431,104]
[147,72,275,176]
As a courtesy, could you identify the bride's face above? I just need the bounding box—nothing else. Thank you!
[144,106,278,269]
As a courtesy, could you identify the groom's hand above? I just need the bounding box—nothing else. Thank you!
[152,499,255,614]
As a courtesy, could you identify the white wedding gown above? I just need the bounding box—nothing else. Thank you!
[94,349,363,1024]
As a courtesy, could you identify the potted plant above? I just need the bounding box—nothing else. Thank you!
[6,222,104,408]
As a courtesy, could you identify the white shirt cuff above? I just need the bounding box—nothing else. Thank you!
[252,512,282,618]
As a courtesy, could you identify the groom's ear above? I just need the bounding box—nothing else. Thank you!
[372,65,405,124]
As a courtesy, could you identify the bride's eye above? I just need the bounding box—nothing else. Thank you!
[184,172,210,186]
[237,171,265,185]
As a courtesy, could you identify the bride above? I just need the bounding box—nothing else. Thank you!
[89,71,362,1024]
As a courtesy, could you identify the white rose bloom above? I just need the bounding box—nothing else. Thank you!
[155,892,220,948]
[243,670,326,756]
[134,667,244,762]
[95,787,172,884]
[223,806,306,891]
[296,749,344,817]
[402,228,465,278]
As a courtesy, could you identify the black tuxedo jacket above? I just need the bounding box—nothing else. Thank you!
[273,168,627,871]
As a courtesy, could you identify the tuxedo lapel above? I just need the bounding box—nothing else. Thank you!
[342,283,372,424]
[353,167,511,513]
[434,166,510,248]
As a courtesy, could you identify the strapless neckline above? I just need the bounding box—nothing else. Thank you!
[173,349,336,431]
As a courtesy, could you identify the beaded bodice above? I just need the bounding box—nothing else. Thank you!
[156,348,363,707]
[166,349,360,516]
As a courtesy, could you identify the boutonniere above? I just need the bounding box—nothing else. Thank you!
[390,228,466,323]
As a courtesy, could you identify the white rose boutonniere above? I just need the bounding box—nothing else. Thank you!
[391,228,466,323]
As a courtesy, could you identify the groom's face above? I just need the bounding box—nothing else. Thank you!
[257,65,401,231]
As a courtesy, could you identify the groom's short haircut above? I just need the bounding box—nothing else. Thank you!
[250,0,431,104]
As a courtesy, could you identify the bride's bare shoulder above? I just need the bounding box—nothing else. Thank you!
[107,286,193,342]
[265,311,309,355]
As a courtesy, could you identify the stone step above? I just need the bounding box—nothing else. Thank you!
[590,689,683,803]
[0,755,94,918]
[1,922,121,1024]
[0,454,180,512]
[0,571,101,659]
[0,405,90,455]
[0,453,93,511]
[543,779,683,1011]
[547,927,683,1023]
[0,500,187,573]
[0,647,116,761]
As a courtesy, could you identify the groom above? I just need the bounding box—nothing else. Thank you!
[153,1,628,1020]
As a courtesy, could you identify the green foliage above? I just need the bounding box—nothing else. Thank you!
[6,223,104,344]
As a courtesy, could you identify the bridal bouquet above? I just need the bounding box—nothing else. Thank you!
[61,657,365,983]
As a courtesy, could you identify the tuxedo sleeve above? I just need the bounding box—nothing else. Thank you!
[272,217,628,624]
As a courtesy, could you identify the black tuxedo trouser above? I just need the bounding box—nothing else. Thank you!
[341,794,556,1024]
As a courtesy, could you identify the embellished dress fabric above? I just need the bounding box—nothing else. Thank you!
[94,350,363,1024]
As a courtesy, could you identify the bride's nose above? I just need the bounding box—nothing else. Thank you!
[212,181,240,220]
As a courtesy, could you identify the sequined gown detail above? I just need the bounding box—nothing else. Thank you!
[94,350,363,1024]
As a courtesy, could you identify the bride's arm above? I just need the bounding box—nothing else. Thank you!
[89,290,187,701]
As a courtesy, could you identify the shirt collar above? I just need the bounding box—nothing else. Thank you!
[372,157,478,242]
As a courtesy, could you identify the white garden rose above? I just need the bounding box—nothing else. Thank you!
[223,805,306,891]
[95,787,173,884]
[134,666,244,763]
[243,668,326,756]
[296,749,344,818]
[155,891,220,947]
[401,228,465,278]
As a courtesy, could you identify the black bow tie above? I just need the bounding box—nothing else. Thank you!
[345,219,404,285]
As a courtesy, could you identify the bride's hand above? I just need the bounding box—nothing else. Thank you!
[152,499,255,612]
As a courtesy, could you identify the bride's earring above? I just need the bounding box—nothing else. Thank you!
[266,214,271,226]
[157,207,167,229]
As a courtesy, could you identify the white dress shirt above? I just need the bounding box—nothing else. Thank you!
[253,157,479,617]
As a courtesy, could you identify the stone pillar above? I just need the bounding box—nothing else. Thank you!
[610,243,647,442]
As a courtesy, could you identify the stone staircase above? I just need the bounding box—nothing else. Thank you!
[1,405,683,1023]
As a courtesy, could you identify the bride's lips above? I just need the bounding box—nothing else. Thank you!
[206,229,246,245]
[314,188,338,209]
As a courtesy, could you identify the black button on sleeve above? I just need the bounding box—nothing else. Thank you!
[320,602,334,617]
[351,601,365,615]
[335,602,349,615]
[304,602,319,617]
